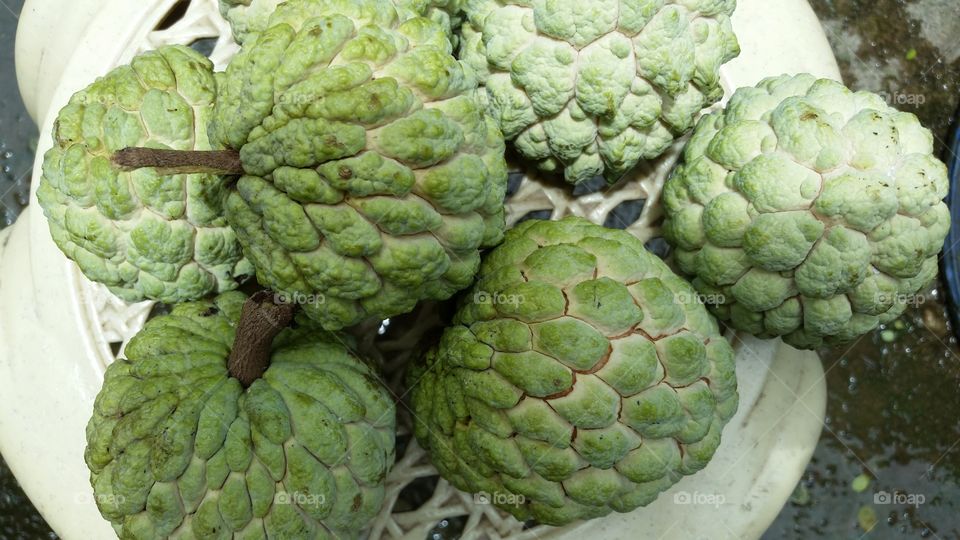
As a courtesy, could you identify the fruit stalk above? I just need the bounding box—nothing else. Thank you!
[227,291,295,387]
[113,147,244,175]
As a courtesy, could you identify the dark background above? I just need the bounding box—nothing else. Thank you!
[0,0,958,538]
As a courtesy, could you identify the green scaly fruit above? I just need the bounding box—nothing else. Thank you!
[662,74,950,349]
[409,216,738,525]
[220,0,466,45]
[38,46,250,303]
[85,292,396,539]
[210,0,508,331]
[460,0,740,184]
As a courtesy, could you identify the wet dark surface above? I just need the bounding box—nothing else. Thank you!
[765,291,960,538]
[1,0,959,539]
[0,0,34,229]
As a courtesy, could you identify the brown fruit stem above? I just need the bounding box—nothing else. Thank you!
[113,147,244,175]
[228,291,296,388]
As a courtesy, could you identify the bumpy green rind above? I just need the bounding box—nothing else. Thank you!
[85,291,396,539]
[211,0,508,331]
[662,73,951,349]
[460,0,740,184]
[398,0,467,46]
[220,0,465,44]
[408,216,738,525]
[219,0,284,43]
[37,46,250,303]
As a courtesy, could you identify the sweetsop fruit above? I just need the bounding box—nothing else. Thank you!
[210,0,508,330]
[662,74,951,349]
[37,46,249,303]
[85,291,396,539]
[460,0,740,184]
[408,217,739,525]
[220,0,465,44]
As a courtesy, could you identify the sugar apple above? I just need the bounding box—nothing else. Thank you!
[460,0,740,184]
[662,73,951,349]
[220,0,465,44]
[209,0,508,330]
[37,46,249,303]
[85,291,396,539]
[408,217,739,525]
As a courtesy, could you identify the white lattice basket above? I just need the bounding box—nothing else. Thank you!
[2,0,840,538]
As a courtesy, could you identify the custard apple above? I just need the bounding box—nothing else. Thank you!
[460,0,740,184]
[408,217,738,525]
[662,74,951,349]
[220,0,465,44]
[210,0,508,330]
[85,291,396,539]
[37,46,249,303]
